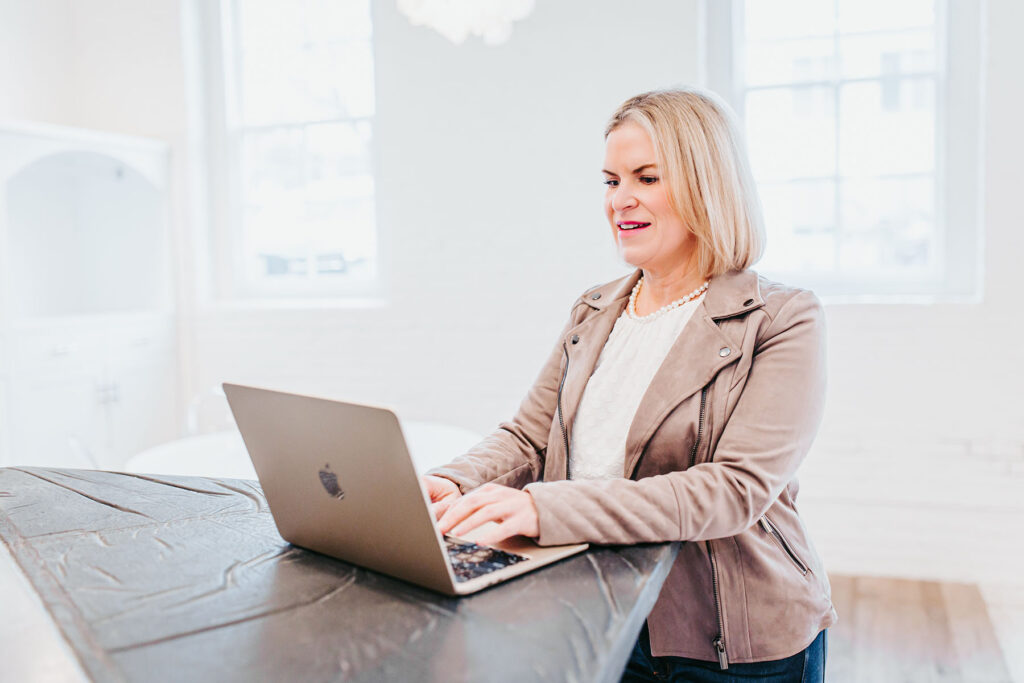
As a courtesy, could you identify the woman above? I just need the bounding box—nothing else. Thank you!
[423,89,835,681]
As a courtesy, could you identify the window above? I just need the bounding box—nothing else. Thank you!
[703,0,983,301]
[208,0,378,299]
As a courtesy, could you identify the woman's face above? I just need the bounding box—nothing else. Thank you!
[603,121,696,275]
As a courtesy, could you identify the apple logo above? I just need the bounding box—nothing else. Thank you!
[318,463,345,499]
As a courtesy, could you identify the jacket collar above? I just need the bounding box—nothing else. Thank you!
[578,268,764,320]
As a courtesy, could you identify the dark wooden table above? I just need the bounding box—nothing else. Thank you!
[0,467,678,682]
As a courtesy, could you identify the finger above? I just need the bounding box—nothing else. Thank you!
[422,477,454,502]
[438,499,485,534]
[449,504,509,538]
[437,489,498,532]
[430,496,457,521]
[440,491,506,535]
[474,520,519,547]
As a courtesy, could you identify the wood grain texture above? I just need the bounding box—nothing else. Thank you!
[827,574,1013,682]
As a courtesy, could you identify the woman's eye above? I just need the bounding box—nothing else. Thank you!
[639,176,659,185]
[603,178,619,187]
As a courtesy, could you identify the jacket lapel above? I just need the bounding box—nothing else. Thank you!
[558,273,638,443]
[622,270,764,476]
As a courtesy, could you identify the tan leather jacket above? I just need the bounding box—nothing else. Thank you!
[429,269,837,665]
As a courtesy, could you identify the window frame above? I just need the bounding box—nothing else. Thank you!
[700,0,985,303]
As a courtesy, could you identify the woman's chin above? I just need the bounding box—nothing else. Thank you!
[614,244,647,269]
[617,252,651,271]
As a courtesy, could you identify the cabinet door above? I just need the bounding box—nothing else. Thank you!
[107,357,179,470]
[5,374,107,469]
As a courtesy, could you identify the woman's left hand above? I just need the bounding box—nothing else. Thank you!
[437,483,540,546]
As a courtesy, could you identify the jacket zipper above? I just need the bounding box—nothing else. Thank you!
[759,515,809,575]
[557,343,571,469]
[691,386,728,669]
[707,541,729,669]
[687,387,708,469]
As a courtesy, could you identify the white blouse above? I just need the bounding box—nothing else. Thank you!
[569,294,705,480]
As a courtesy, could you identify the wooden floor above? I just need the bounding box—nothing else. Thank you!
[827,575,1014,682]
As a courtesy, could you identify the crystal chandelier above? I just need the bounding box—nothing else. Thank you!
[397,0,536,45]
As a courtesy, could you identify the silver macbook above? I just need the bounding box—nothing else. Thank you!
[222,383,588,596]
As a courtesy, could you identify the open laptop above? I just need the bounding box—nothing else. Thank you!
[222,383,588,596]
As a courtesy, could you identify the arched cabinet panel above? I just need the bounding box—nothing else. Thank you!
[0,123,178,469]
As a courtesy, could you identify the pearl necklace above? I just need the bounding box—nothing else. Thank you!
[627,277,709,321]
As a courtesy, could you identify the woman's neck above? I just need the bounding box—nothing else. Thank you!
[635,266,708,316]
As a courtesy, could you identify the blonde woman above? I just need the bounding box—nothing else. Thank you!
[424,89,834,681]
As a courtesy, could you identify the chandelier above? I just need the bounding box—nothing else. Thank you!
[397,0,536,45]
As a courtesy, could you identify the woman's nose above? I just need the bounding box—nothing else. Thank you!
[611,184,639,212]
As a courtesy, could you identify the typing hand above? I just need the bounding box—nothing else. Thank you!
[437,483,540,546]
[422,475,462,520]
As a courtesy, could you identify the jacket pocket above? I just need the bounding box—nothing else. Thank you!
[758,514,809,576]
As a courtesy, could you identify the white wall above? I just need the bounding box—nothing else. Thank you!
[0,0,74,122]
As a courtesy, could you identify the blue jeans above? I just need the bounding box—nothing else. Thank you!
[621,623,827,682]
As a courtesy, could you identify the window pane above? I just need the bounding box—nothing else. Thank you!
[304,0,373,42]
[239,123,376,284]
[839,29,937,79]
[236,0,307,49]
[239,40,374,125]
[235,0,375,127]
[745,37,836,86]
[241,127,306,193]
[306,120,374,178]
[237,0,371,47]
[745,0,834,40]
[329,40,376,118]
[242,179,375,283]
[759,180,837,271]
[838,79,935,178]
[837,0,936,33]
[839,176,935,272]
[745,87,836,181]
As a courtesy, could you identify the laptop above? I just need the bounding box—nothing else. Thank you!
[222,383,588,596]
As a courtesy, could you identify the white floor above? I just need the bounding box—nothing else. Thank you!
[0,544,88,682]
[982,582,1024,683]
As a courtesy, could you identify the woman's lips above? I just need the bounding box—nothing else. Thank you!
[617,221,651,233]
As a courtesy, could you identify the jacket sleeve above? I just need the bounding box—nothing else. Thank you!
[425,301,584,492]
[524,289,827,546]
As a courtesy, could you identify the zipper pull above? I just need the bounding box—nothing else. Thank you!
[714,637,729,670]
[759,516,772,533]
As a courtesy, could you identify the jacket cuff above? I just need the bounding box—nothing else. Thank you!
[423,468,480,494]
[524,481,580,546]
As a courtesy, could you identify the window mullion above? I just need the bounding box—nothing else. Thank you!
[832,0,842,273]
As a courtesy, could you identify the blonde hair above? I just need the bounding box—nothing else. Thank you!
[605,88,765,277]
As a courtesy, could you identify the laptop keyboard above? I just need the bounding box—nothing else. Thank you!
[444,536,529,583]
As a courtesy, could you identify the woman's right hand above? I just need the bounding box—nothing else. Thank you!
[422,475,462,521]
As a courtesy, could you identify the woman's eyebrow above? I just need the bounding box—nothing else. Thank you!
[601,164,658,175]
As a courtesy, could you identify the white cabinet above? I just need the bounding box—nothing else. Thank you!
[0,123,179,469]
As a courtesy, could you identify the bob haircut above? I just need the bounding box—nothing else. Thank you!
[605,88,765,278]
